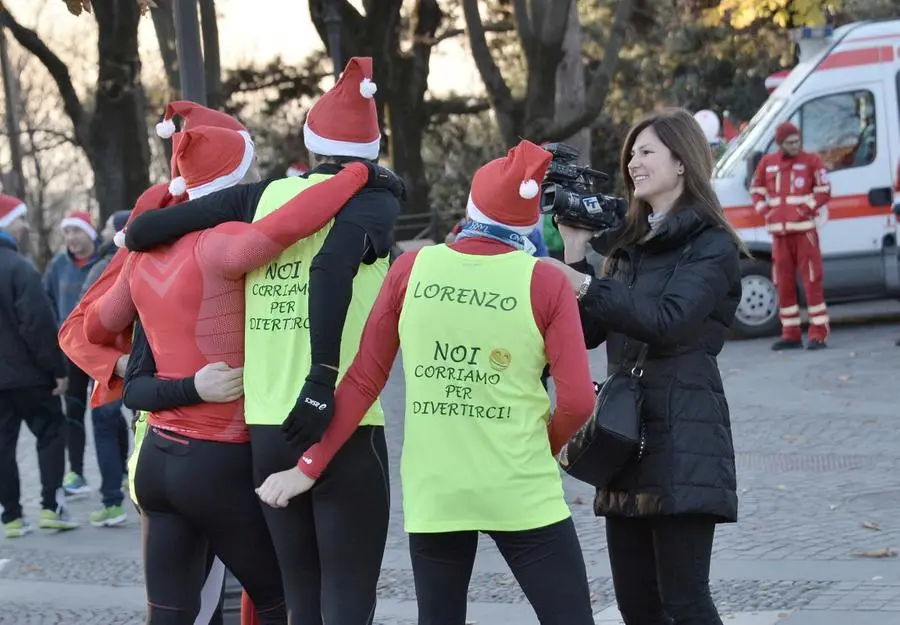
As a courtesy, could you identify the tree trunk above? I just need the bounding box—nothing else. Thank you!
[89,0,151,222]
[554,0,590,164]
[173,0,206,103]
[308,0,438,229]
[0,26,26,199]
[22,123,50,269]
[464,0,635,147]
[198,0,222,109]
[150,0,180,99]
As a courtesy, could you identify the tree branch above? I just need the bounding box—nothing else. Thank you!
[541,0,635,143]
[0,127,77,145]
[0,4,89,151]
[428,19,514,46]
[462,0,517,128]
[425,97,490,118]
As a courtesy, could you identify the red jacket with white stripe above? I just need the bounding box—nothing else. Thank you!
[750,150,831,235]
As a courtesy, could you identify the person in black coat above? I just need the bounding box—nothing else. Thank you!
[542,108,744,625]
[0,197,79,536]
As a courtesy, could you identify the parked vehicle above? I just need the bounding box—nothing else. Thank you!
[715,20,900,337]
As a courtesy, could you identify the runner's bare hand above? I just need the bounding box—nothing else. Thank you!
[194,362,243,403]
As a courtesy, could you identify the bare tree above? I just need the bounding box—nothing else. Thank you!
[462,0,635,147]
[306,0,498,236]
[0,0,151,223]
[0,32,93,268]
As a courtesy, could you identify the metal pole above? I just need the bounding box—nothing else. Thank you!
[323,0,343,80]
[0,26,26,200]
[173,0,207,104]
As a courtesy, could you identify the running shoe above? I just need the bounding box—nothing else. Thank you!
[90,505,127,528]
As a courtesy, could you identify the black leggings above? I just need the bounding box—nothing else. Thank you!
[135,427,286,625]
[64,357,90,476]
[408,517,595,625]
[250,425,390,625]
[133,492,225,625]
[606,515,723,625]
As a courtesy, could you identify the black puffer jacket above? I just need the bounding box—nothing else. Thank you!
[0,235,67,390]
[576,206,741,523]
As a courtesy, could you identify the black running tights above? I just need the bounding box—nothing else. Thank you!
[250,425,390,625]
[135,427,286,625]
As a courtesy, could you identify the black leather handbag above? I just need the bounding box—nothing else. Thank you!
[559,343,648,488]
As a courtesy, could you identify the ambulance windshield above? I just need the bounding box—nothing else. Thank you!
[713,97,786,179]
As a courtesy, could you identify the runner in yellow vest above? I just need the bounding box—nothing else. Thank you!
[124,58,403,625]
[258,140,598,624]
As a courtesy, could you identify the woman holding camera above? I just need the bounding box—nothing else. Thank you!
[544,108,742,624]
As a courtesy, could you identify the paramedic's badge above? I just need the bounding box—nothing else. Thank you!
[794,176,805,188]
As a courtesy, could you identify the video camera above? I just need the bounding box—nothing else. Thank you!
[540,143,627,231]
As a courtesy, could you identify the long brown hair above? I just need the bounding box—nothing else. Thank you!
[603,108,747,275]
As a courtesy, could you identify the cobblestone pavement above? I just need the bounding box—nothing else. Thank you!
[1,319,899,624]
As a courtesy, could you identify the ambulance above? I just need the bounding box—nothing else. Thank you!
[714,20,900,338]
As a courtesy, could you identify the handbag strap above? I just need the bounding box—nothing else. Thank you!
[630,343,649,378]
[628,242,693,379]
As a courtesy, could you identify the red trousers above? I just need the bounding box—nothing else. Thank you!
[772,231,829,342]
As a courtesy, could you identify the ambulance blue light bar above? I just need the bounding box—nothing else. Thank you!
[789,25,834,42]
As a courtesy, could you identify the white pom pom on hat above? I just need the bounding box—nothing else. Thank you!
[156,118,176,139]
[519,179,539,199]
[168,176,186,196]
[359,78,378,99]
[113,229,127,248]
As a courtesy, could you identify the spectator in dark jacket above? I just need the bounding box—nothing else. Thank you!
[0,195,79,537]
[43,210,101,497]
[543,108,743,625]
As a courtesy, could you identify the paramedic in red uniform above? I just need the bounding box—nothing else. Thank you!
[750,121,831,350]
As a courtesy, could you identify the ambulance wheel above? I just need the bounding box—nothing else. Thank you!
[732,257,780,339]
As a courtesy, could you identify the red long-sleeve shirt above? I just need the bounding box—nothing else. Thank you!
[298,237,596,479]
[59,248,131,406]
[83,165,371,443]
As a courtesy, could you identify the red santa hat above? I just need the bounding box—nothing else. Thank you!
[167,126,255,200]
[303,57,381,160]
[113,183,177,248]
[0,194,26,229]
[775,121,800,145]
[466,140,552,234]
[286,161,309,177]
[155,100,249,139]
[61,210,97,240]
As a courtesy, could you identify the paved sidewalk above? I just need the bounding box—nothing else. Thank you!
[1,319,899,624]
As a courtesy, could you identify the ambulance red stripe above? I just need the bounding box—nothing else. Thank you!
[725,194,891,229]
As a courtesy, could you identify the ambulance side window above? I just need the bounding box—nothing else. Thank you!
[794,90,877,171]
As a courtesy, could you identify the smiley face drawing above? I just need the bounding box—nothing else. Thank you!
[489,348,511,371]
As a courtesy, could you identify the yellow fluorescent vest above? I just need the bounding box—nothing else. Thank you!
[397,244,570,533]
[243,174,387,427]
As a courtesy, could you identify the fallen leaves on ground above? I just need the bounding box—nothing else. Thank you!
[851,548,897,558]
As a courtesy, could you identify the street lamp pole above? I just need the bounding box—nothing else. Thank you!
[323,0,343,81]
[172,0,207,104]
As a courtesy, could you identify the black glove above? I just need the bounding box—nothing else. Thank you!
[281,364,338,452]
[359,162,408,202]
